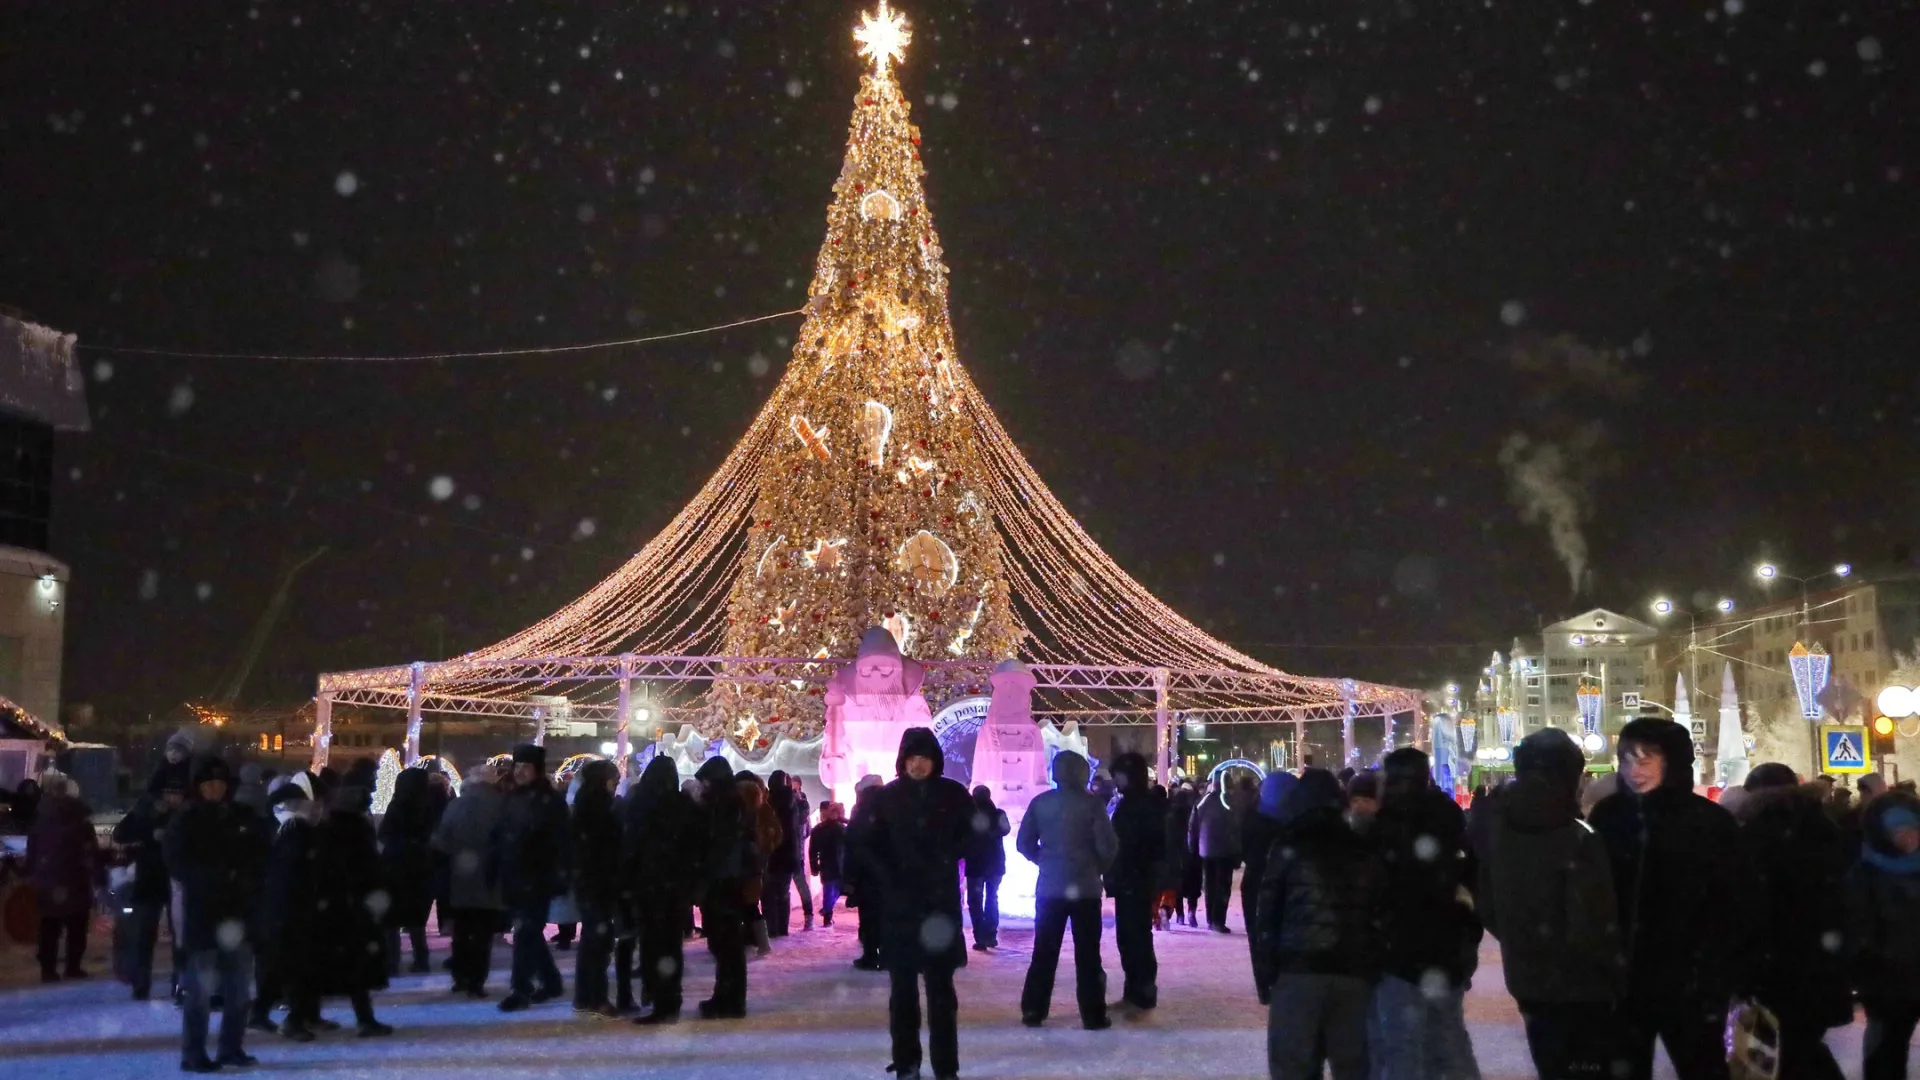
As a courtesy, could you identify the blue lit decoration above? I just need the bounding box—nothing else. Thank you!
[630,742,659,774]
[1459,717,1478,757]
[1576,680,1604,736]
[1788,643,1831,720]
[1497,709,1518,746]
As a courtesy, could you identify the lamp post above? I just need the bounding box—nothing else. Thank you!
[1756,562,1852,773]
[1649,595,1736,777]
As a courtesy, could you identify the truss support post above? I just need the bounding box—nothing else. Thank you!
[1294,721,1306,770]
[532,706,547,748]
[1341,678,1358,768]
[1152,667,1173,783]
[615,655,635,778]
[311,693,334,771]
[405,662,426,765]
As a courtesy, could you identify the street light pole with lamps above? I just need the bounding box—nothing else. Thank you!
[1756,562,1852,773]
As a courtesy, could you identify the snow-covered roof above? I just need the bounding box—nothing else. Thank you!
[0,312,89,431]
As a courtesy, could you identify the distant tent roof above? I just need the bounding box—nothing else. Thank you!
[0,696,61,744]
[0,312,89,431]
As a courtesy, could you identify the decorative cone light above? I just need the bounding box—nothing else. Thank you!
[1789,642,1831,720]
[1575,680,1604,736]
[1717,661,1749,788]
[1459,716,1478,756]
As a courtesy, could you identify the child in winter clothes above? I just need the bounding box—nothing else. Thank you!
[809,802,848,925]
[1848,790,1920,1080]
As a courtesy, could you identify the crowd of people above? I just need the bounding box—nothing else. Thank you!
[12,715,1920,1079]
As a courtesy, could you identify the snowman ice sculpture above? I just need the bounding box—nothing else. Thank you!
[818,626,934,805]
[971,658,1048,815]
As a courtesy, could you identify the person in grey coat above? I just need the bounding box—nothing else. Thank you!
[1189,776,1244,932]
[433,764,509,998]
[1016,751,1119,1029]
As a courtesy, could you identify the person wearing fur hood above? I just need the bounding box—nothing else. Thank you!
[1733,764,1853,1080]
[1847,788,1920,1080]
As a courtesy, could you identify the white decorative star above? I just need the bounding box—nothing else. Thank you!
[854,1,911,77]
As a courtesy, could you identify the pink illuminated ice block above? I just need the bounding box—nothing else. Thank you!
[818,627,935,802]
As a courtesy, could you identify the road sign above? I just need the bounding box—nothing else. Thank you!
[1622,693,1641,710]
[1819,724,1872,775]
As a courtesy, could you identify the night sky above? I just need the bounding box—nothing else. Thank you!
[3,1,1915,716]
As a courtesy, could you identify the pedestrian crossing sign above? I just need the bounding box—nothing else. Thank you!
[1820,724,1872,775]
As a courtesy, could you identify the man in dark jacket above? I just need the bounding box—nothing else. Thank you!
[1254,767,1384,1080]
[860,727,975,1080]
[1847,789,1920,1080]
[1167,784,1202,927]
[1368,747,1483,1080]
[762,769,799,939]
[625,755,700,1024]
[846,773,888,970]
[300,785,396,1037]
[1589,717,1753,1080]
[810,800,849,927]
[378,767,441,975]
[114,774,187,1000]
[692,754,751,1018]
[570,759,624,1018]
[165,756,271,1072]
[1737,764,1851,1080]
[1016,750,1119,1030]
[1105,752,1166,1011]
[962,785,1009,950]
[1477,727,1624,1080]
[495,744,572,1012]
[1188,775,1242,932]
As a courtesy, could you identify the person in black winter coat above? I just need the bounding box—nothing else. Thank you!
[1367,748,1483,1080]
[625,755,701,1024]
[249,774,320,1036]
[1476,727,1624,1080]
[1105,752,1166,1010]
[1240,771,1297,1004]
[692,754,752,1018]
[1589,717,1755,1080]
[1253,767,1385,1080]
[1735,764,1852,1080]
[113,775,187,1000]
[379,768,441,975]
[164,756,271,1072]
[762,769,800,939]
[298,786,396,1037]
[494,744,572,1012]
[568,759,624,1017]
[859,727,975,1080]
[846,774,888,970]
[962,785,1009,950]
[1847,789,1920,1080]
[810,800,850,927]
[25,773,99,982]
[1167,784,1202,927]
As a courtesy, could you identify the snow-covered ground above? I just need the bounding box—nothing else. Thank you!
[0,900,1869,1079]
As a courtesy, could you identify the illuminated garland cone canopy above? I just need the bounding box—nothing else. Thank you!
[315,3,1418,777]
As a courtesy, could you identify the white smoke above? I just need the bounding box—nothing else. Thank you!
[1498,433,1589,596]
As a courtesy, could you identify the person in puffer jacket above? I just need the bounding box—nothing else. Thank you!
[1476,727,1624,1080]
[1016,750,1119,1030]
[1253,767,1384,1080]
[1847,789,1920,1080]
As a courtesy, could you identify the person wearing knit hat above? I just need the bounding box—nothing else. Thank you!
[1476,727,1623,1080]
[1847,789,1920,1080]
[165,753,271,1071]
[1588,717,1753,1080]
[495,741,571,1012]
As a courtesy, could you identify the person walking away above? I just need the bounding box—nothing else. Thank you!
[379,768,440,975]
[1847,789,1920,1080]
[1475,728,1624,1080]
[1368,747,1483,1080]
[1189,777,1242,932]
[494,745,572,1012]
[1017,750,1119,1030]
[114,772,188,1000]
[1240,770,1297,1003]
[297,785,395,1036]
[165,757,271,1073]
[26,770,100,982]
[1733,764,1851,1080]
[963,785,1010,951]
[569,760,624,1019]
[433,763,509,998]
[249,774,318,1035]
[789,773,816,929]
[810,800,849,927]
[1167,783,1203,927]
[860,727,975,1080]
[625,755,700,1025]
[1588,717,1755,1080]
[846,773,889,970]
[690,756,752,1018]
[1105,752,1167,1012]
[1253,767,1385,1080]
[763,769,801,939]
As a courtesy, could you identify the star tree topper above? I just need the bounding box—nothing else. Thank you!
[854,1,912,78]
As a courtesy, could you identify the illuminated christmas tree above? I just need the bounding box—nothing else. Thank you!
[718,1,1018,723]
